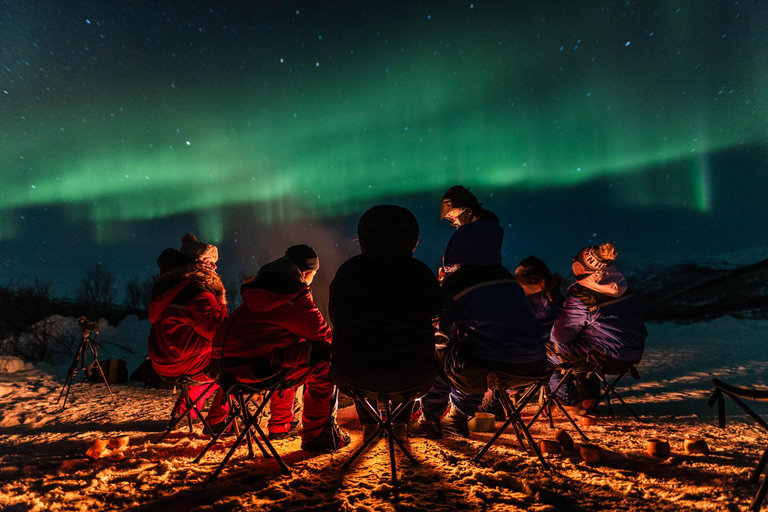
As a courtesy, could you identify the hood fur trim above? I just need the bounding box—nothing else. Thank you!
[157,261,227,304]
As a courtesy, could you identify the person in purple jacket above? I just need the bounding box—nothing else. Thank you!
[549,243,647,411]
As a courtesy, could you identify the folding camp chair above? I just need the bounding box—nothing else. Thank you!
[585,353,642,420]
[709,378,768,512]
[340,384,426,486]
[524,365,590,441]
[194,369,298,481]
[472,372,552,469]
[154,375,216,443]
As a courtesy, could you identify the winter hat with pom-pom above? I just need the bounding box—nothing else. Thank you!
[179,233,219,267]
[574,243,617,272]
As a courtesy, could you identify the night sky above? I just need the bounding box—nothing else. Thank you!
[1,1,767,303]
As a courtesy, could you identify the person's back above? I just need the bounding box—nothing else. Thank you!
[211,245,349,452]
[331,252,441,391]
[440,221,545,371]
[330,205,441,440]
[330,205,441,392]
[148,236,228,378]
[553,267,646,362]
[213,254,331,374]
[147,235,229,428]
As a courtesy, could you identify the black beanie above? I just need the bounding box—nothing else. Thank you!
[515,256,552,284]
[157,248,193,274]
[285,244,319,271]
[358,205,419,259]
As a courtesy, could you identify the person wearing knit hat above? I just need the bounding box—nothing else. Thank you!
[440,185,499,228]
[330,205,441,442]
[180,233,219,270]
[147,238,229,431]
[211,244,350,452]
[549,242,647,413]
[285,244,320,283]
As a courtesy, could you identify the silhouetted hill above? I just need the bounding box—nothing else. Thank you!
[632,257,768,322]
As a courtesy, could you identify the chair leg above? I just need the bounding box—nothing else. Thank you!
[600,372,614,414]
[752,448,768,485]
[546,394,589,441]
[527,368,575,428]
[753,473,768,512]
[207,387,291,481]
[473,383,541,464]
[388,424,398,486]
[156,382,215,444]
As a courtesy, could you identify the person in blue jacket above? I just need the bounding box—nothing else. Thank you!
[409,220,547,438]
[549,243,647,410]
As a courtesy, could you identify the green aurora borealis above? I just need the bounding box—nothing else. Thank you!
[2,2,766,245]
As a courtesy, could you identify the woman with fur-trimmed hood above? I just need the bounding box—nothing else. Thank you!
[147,234,229,426]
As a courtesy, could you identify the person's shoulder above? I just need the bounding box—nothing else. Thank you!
[333,254,371,278]
[567,284,595,309]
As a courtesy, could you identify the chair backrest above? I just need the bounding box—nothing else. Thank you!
[165,374,214,387]
[713,378,768,402]
[342,382,432,403]
[486,371,545,391]
[218,369,288,396]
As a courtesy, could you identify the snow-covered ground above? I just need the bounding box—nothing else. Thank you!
[1,316,768,511]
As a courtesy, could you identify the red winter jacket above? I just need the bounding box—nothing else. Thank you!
[148,273,228,378]
[212,258,332,373]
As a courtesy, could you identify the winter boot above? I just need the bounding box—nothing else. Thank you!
[408,413,442,439]
[441,406,470,438]
[301,420,351,452]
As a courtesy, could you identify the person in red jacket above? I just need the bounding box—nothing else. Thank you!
[212,245,350,452]
[148,234,229,427]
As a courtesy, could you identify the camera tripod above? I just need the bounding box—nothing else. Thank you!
[57,317,115,409]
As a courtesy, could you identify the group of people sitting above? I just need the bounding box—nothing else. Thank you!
[147,185,648,452]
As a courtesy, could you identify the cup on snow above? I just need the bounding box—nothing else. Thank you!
[646,438,670,458]
[468,412,496,432]
[555,429,575,451]
[579,443,604,465]
[684,438,709,455]
[576,414,597,426]
[539,439,562,454]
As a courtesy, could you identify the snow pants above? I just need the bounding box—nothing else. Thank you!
[421,346,546,418]
[267,360,337,443]
[171,375,229,425]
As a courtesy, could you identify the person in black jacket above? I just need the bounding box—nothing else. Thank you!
[330,205,442,440]
[409,221,547,439]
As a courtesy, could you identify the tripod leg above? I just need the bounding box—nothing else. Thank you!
[58,340,87,408]
[86,342,115,400]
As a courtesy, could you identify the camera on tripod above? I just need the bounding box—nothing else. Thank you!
[78,317,99,333]
[59,316,113,408]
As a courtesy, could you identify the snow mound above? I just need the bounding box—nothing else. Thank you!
[0,356,25,374]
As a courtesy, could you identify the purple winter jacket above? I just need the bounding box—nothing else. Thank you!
[550,268,646,362]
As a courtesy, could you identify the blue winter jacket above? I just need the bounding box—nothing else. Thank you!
[550,280,647,362]
[525,288,563,343]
